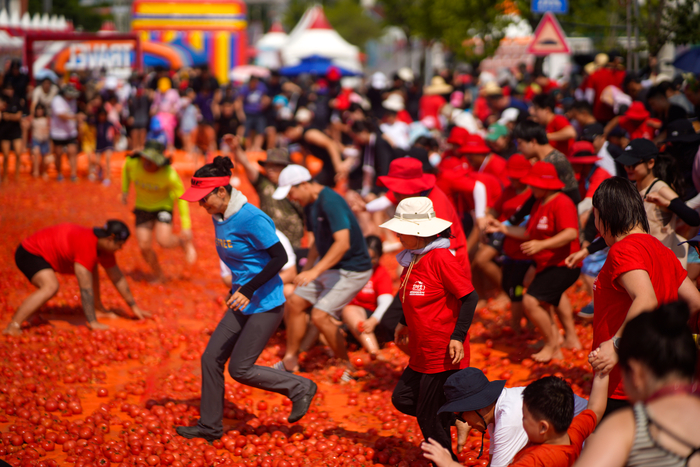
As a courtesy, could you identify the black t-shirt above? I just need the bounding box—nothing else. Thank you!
[216,114,240,142]
[348,132,394,192]
[662,104,688,131]
[305,187,372,272]
[1,95,22,129]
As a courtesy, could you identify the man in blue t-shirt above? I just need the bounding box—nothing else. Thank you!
[273,165,372,380]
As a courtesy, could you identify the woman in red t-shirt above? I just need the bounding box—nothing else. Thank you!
[4,221,149,335]
[487,162,581,363]
[585,177,700,415]
[380,197,477,462]
[342,236,394,358]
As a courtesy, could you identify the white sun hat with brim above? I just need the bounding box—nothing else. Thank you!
[380,197,452,237]
[382,93,405,112]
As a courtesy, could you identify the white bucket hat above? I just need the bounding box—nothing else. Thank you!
[380,197,452,237]
[382,93,405,112]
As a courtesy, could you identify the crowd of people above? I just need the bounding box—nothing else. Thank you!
[4,49,700,467]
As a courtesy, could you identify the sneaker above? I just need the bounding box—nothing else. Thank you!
[70,176,79,183]
[577,303,594,319]
[102,178,111,187]
[87,173,97,182]
[56,174,64,182]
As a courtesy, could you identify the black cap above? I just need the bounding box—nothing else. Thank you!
[664,119,700,143]
[615,138,659,166]
[94,220,131,241]
[608,125,627,138]
[581,123,604,142]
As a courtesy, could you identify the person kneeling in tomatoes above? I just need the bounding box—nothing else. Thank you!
[5,220,150,335]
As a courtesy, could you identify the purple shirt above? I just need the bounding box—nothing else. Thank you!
[240,82,268,115]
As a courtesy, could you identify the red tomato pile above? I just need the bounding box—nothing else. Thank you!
[0,156,597,466]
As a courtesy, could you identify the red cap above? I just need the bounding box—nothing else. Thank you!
[624,101,650,121]
[447,126,470,145]
[180,176,231,202]
[377,157,436,195]
[458,134,491,155]
[521,161,565,190]
[505,154,531,179]
[567,141,600,164]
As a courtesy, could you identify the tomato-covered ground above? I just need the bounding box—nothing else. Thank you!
[0,152,594,467]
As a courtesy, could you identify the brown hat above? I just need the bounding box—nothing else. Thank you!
[261,148,291,167]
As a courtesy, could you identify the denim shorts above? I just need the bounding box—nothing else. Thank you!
[581,247,609,277]
[32,139,50,156]
[244,114,267,136]
[688,245,700,264]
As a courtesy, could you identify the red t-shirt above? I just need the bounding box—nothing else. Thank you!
[587,68,617,122]
[400,248,474,373]
[510,410,597,467]
[494,187,532,261]
[546,115,575,156]
[494,187,532,222]
[22,223,117,275]
[618,116,659,140]
[397,110,413,124]
[350,264,393,311]
[583,167,613,199]
[593,234,687,399]
[473,96,492,124]
[526,193,580,272]
[419,95,446,129]
[439,169,502,210]
[482,154,510,188]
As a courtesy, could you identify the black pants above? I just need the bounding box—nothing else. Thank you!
[392,367,458,461]
[197,305,313,437]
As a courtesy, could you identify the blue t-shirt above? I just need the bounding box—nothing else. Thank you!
[305,187,372,272]
[214,203,285,314]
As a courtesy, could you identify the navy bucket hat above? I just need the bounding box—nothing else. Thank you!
[438,367,506,414]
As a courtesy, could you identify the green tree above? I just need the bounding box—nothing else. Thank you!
[283,0,383,49]
[668,0,700,48]
[28,0,108,32]
[376,0,513,61]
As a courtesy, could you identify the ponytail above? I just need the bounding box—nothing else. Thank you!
[193,156,234,194]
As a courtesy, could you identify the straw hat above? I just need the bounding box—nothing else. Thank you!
[424,76,453,95]
[594,53,609,67]
[380,197,452,237]
[397,67,415,83]
[482,82,504,97]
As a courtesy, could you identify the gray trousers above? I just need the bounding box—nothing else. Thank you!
[197,305,312,437]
